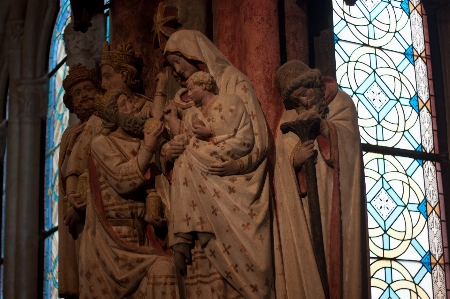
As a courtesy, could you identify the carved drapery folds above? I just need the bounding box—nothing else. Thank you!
[64,14,105,69]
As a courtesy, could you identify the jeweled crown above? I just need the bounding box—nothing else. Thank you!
[100,42,137,67]
[62,63,98,93]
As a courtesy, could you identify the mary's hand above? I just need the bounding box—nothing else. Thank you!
[208,155,240,176]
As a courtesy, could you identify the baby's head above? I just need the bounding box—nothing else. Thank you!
[186,71,218,107]
[186,71,218,94]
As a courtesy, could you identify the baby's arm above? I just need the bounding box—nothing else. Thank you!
[192,119,213,139]
[163,101,181,135]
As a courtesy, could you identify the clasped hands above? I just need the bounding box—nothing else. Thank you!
[63,193,85,226]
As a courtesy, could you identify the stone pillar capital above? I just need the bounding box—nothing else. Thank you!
[64,14,105,69]
[6,20,24,51]
[16,78,48,119]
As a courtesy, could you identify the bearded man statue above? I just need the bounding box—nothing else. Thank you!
[77,88,180,298]
[58,63,103,298]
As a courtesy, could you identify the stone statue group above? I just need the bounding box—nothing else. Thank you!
[58,30,368,299]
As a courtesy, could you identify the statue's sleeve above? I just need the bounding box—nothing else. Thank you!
[66,116,103,177]
[208,96,254,159]
[232,80,269,173]
[91,136,153,194]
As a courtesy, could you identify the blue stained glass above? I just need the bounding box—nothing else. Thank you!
[418,199,427,218]
[45,64,69,231]
[363,151,446,297]
[405,45,415,64]
[410,94,419,113]
[401,0,410,15]
[106,14,110,42]
[44,1,72,298]
[421,251,432,273]
[43,232,58,299]
[333,0,437,153]
[105,0,110,42]
[49,1,71,71]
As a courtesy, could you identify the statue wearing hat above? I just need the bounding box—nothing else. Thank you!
[273,61,369,299]
[58,63,104,298]
[100,42,151,118]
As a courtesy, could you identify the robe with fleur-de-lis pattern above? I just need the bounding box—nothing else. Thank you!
[78,132,179,299]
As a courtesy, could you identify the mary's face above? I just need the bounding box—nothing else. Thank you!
[166,54,199,80]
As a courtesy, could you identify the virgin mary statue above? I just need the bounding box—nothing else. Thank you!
[162,30,274,299]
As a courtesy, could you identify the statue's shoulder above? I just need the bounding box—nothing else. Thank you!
[330,90,356,111]
[217,93,241,105]
[223,66,249,85]
[91,134,110,151]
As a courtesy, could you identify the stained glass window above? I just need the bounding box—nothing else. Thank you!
[333,0,448,298]
[44,0,71,298]
[105,0,111,42]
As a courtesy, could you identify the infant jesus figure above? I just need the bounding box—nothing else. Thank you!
[163,71,255,272]
[164,71,255,167]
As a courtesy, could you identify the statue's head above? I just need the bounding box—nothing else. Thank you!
[185,71,217,106]
[165,51,202,83]
[102,88,147,136]
[100,42,142,92]
[62,63,102,122]
[275,60,329,118]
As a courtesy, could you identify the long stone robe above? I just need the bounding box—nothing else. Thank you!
[163,30,274,299]
[78,132,179,298]
[273,90,370,299]
[58,115,102,298]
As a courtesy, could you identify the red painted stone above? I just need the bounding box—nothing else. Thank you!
[216,0,283,138]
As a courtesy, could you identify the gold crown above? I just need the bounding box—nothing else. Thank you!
[101,42,137,67]
[62,63,98,92]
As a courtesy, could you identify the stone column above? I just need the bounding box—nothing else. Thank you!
[282,0,309,64]
[216,0,282,136]
[3,18,23,299]
[14,78,46,298]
